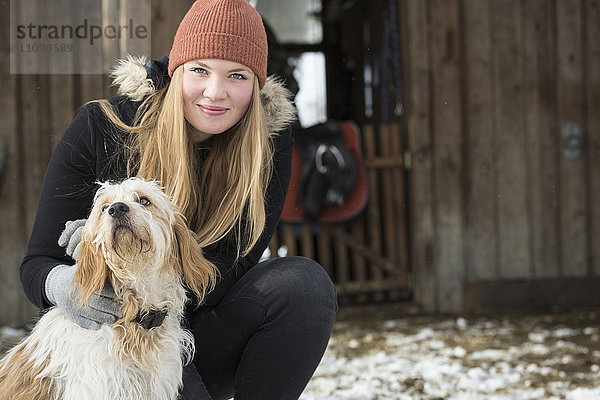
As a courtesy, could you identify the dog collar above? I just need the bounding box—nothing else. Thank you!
[133,309,167,329]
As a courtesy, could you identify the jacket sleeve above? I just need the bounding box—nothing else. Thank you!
[201,126,294,306]
[20,103,107,309]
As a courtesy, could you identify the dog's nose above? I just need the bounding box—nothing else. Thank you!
[108,202,130,219]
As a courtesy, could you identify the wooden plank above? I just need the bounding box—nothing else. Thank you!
[430,0,464,311]
[282,223,297,257]
[20,0,52,237]
[490,0,531,278]
[300,222,314,260]
[586,0,600,276]
[74,75,105,107]
[330,227,397,275]
[102,0,121,76]
[334,227,349,286]
[44,0,72,75]
[361,123,384,301]
[366,0,386,304]
[17,1,51,238]
[0,0,33,327]
[48,0,76,149]
[49,73,75,149]
[362,124,381,259]
[121,0,152,61]
[74,2,105,105]
[364,157,404,168]
[20,76,48,235]
[100,0,117,98]
[350,214,368,303]
[336,280,412,296]
[268,229,279,259]
[39,72,53,185]
[77,75,105,106]
[390,121,409,280]
[388,121,409,300]
[28,0,52,225]
[151,0,194,59]
[317,225,333,278]
[401,0,436,311]
[461,0,498,280]
[463,277,600,312]
[380,123,397,265]
[34,1,53,166]
[556,0,587,277]
[522,0,560,278]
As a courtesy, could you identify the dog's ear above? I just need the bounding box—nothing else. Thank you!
[172,212,217,303]
[74,227,108,305]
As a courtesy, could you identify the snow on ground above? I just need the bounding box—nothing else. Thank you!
[2,307,599,399]
[301,306,600,400]
[0,326,26,354]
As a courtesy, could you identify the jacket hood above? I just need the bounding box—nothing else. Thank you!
[109,54,297,136]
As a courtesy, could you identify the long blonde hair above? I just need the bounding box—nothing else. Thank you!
[96,65,273,257]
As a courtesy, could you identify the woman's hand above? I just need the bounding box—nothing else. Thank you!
[58,219,87,260]
[44,264,123,330]
[51,219,123,329]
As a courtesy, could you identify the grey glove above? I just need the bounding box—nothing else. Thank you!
[58,219,87,260]
[45,264,123,330]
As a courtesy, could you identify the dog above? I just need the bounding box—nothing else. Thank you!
[0,178,216,400]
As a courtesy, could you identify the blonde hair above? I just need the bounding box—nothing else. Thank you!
[95,65,273,258]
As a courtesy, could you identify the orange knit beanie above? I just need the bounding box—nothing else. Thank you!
[168,0,268,88]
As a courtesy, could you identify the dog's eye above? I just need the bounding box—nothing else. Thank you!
[101,204,110,213]
[139,197,151,206]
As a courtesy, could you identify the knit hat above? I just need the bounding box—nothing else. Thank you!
[168,0,268,88]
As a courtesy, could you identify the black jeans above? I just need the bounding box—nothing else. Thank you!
[180,256,338,400]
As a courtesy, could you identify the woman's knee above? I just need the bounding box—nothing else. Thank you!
[218,256,338,329]
[265,256,335,297]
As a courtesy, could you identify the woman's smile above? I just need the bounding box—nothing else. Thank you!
[198,104,229,116]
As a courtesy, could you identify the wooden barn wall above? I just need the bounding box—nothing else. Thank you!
[402,0,600,312]
[0,0,195,327]
[3,0,600,325]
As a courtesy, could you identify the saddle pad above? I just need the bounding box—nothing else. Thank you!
[281,121,369,223]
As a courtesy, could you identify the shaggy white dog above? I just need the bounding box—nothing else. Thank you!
[0,178,215,400]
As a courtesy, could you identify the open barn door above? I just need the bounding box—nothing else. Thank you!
[258,0,411,305]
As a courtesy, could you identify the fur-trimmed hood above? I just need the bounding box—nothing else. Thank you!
[109,54,297,136]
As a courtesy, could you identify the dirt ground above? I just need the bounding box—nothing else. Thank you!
[2,306,599,399]
[300,305,600,400]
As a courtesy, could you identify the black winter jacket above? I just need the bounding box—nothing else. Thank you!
[20,56,296,310]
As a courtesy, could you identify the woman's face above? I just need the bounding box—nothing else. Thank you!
[182,59,255,142]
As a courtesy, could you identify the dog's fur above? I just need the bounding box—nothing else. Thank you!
[0,178,215,400]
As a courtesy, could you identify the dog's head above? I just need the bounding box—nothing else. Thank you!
[74,178,215,309]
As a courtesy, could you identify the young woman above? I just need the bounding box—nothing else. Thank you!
[19,0,338,398]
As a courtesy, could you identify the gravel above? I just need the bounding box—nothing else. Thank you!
[300,306,600,400]
[2,307,599,399]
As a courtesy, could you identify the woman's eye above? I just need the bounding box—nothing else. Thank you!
[139,197,151,206]
[230,73,246,80]
[191,67,208,75]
